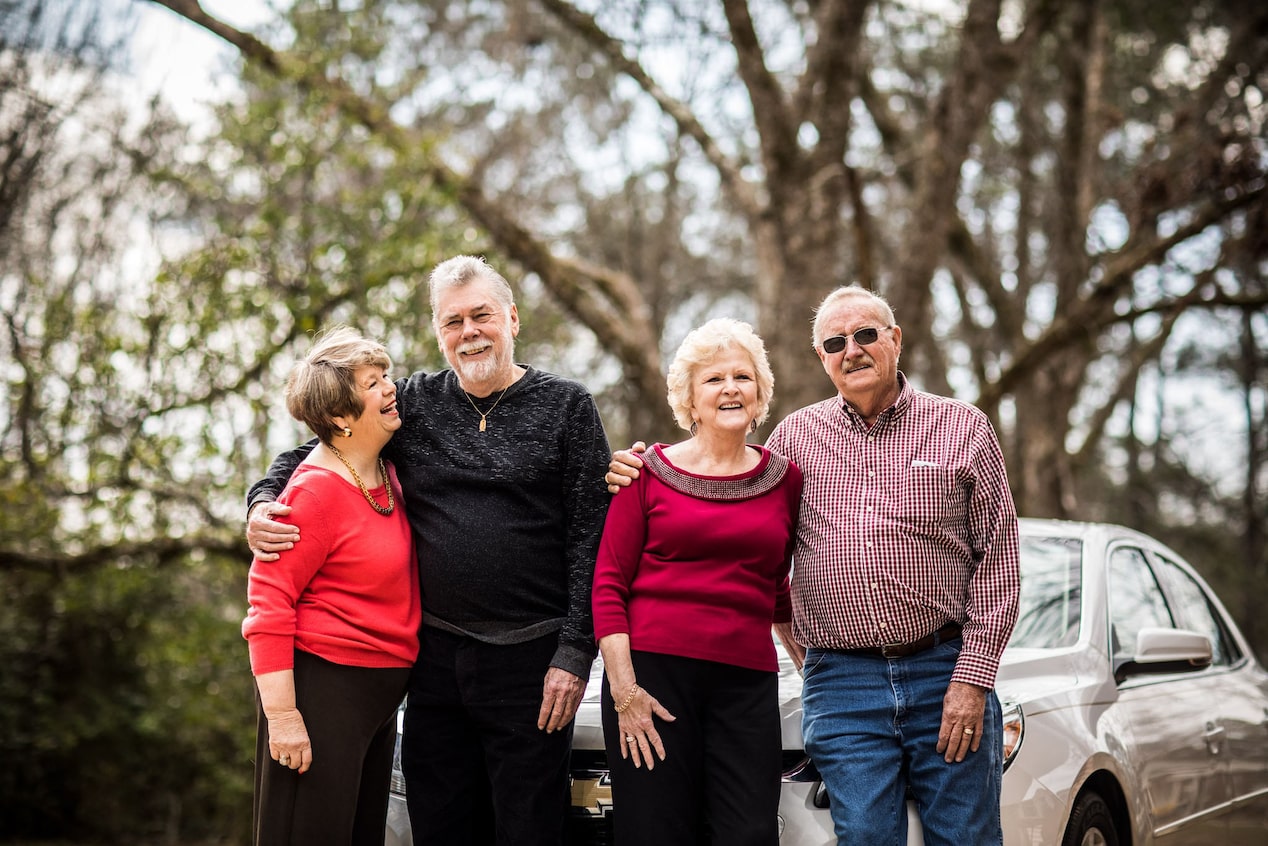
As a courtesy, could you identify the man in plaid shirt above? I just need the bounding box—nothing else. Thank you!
[767,286,1019,845]
[609,285,1019,844]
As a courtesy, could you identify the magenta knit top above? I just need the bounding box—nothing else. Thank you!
[243,462,421,675]
[592,443,803,672]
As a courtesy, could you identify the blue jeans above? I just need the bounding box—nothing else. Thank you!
[800,639,1003,846]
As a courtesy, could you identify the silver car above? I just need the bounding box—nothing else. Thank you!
[388,518,1268,844]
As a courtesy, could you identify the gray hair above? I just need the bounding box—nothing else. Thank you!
[666,318,775,432]
[428,255,515,326]
[811,286,897,348]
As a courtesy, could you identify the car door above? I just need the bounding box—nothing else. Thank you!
[1107,544,1228,844]
[1151,552,1268,844]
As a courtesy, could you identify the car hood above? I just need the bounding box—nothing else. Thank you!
[995,645,1115,714]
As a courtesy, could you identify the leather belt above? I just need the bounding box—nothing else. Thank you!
[841,622,963,659]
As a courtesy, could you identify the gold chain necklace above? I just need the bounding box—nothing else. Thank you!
[463,386,510,432]
[328,444,395,515]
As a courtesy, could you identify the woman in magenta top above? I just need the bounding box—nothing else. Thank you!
[242,326,420,846]
[592,318,802,846]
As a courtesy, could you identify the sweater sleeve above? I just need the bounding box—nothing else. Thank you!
[552,390,612,677]
[771,461,804,624]
[246,439,317,513]
[591,472,649,641]
[241,484,334,674]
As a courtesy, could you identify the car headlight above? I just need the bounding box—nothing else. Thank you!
[1001,701,1023,772]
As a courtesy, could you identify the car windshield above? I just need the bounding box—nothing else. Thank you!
[1008,534,1083,649]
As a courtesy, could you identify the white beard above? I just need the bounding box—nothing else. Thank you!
[451,331,515,388]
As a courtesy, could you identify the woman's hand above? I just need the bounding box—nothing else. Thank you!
[266,707,313,774]
[615,685,676,770]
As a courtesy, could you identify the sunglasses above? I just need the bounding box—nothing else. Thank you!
[819,326,890,354]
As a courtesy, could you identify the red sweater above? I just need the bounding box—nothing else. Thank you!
[243,463,420,675]
[592,444,802,672]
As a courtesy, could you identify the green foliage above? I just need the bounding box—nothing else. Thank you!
[0,555,253,842]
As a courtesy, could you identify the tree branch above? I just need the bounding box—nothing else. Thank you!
[538,0,760,219]
[0,534,245,574]
[141,0,666,413]
[719,0,798,193]
[980,183,1268,410]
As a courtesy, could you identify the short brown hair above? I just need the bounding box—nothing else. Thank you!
[284,326,392,444]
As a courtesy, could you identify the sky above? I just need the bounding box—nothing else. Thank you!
[130,1,277,123]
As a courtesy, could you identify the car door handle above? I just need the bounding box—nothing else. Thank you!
[1203,721,1225,755]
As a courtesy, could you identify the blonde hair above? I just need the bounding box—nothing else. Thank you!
[811,286,897,348]
[666,318,774,432]
[284,326,392,444]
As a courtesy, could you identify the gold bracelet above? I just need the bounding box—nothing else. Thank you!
[613,683,642,713]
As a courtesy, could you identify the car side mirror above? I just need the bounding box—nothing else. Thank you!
[1115,627,1213,683]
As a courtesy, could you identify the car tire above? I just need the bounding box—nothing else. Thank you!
[1061,790,1119,846]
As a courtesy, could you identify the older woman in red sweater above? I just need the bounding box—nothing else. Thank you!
[592,318,803,845]
[242,326,419,845]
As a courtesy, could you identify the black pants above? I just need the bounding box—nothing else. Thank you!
[601,651,780,846]
[400,627,573,846]
[252,649,410,846]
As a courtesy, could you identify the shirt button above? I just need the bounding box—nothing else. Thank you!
[878,622,888,630]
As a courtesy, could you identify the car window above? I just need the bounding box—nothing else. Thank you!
[1107,546,1175,662]
[1151,554,1240,667]
[1009,535,1082,649]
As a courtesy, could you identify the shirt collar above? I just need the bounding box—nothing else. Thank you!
[837,371,912,430]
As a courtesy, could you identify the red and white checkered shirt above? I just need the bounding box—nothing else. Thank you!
[767,374,1020,689]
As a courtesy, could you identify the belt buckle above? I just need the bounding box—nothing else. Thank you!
[879,643,905,659]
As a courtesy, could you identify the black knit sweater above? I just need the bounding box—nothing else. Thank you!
[247,366,612,677]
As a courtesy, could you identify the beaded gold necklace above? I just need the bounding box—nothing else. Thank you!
[328,444,395,515]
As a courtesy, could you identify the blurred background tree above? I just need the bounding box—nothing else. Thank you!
[2,0,1264,841]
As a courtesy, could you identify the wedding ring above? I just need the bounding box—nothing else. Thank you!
[963,728,974,736]
[279,754,290,765]
[626,735,635,743]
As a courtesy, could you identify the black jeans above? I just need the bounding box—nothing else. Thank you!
[601,651,780,846]
[401,627,573,846]
[252,649,410,846]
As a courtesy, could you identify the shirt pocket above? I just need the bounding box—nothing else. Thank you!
[896,466,958,530]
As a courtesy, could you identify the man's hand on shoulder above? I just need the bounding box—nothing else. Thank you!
[246,502,299,561]
[605,441,647,494]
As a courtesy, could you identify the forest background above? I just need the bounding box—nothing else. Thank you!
[1,0,1264,842]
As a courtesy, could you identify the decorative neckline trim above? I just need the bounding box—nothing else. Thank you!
[643,445,790,502]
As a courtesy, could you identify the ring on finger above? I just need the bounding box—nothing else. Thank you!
[963,727,974,736]
[625,734,635,743]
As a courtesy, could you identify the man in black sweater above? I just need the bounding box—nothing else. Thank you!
[246,255,612,845]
